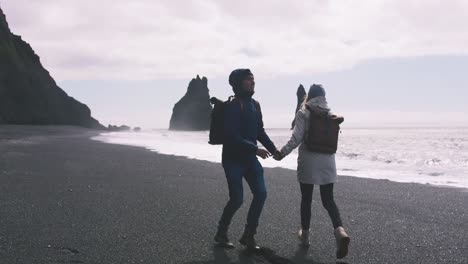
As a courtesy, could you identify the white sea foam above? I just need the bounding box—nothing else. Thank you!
[93,128,468,189]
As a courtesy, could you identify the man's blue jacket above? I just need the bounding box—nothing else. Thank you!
[222,96,277,162]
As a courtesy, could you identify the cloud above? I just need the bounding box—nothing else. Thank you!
[1,0,468,80]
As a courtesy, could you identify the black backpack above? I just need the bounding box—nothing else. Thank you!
[305,105,344,154]
[208,96,260,145]
[208,96,234,145]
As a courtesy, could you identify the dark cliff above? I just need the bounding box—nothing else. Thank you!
[169,75,212,131]
[0,7,103,128]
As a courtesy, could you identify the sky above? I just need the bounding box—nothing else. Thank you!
[1,0,468,128]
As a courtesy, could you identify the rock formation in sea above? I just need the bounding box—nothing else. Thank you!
[0,7,103,128]
[169,75,212,131]
[107,125,131,132]
[291,84,306,129]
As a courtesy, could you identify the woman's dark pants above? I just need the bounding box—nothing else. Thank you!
[300,183,343,230]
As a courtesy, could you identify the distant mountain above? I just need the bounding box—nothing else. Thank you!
[0,7,103,128]
[291,84,306,129]
[169,75,212,131]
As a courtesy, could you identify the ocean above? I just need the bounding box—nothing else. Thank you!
[93,127,468,189]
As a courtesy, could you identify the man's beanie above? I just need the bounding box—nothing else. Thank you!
[308,84,326,99]
[229,68,253,94]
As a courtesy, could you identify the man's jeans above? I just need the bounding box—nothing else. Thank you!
[218,159,267,233]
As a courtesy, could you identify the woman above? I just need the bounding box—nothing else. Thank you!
[276,84,350,259]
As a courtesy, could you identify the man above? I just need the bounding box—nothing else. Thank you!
[214,68,280,250]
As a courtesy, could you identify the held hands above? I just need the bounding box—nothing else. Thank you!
[256,148,271,159]
[273,150,284,161]
[255,149,285,160]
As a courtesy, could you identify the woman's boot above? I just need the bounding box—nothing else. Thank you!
[334,226,350,259]
[298,229,310,246]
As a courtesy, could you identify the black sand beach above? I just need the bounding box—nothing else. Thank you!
[0,126,467,264]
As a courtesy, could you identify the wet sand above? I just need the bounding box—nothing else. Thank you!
[0,125,466,264]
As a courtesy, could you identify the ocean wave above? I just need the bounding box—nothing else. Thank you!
[340,152,361,159]
[424,158,442,166]
[93,128,468,189]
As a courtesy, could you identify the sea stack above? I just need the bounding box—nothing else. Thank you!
[291,84,306,129]
[169,75,212,131]
[0,7,103,128]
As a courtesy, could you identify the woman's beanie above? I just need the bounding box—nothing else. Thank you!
[308,84,326,99]
[229,68,253,94]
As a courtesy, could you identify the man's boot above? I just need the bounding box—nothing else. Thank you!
[239,226,260,250]
[334,226,350,259]
[214,226,234,248]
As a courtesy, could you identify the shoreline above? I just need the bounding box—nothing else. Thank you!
[93,129,468,190]
[1,125,467,263]
[99,142,468,192]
